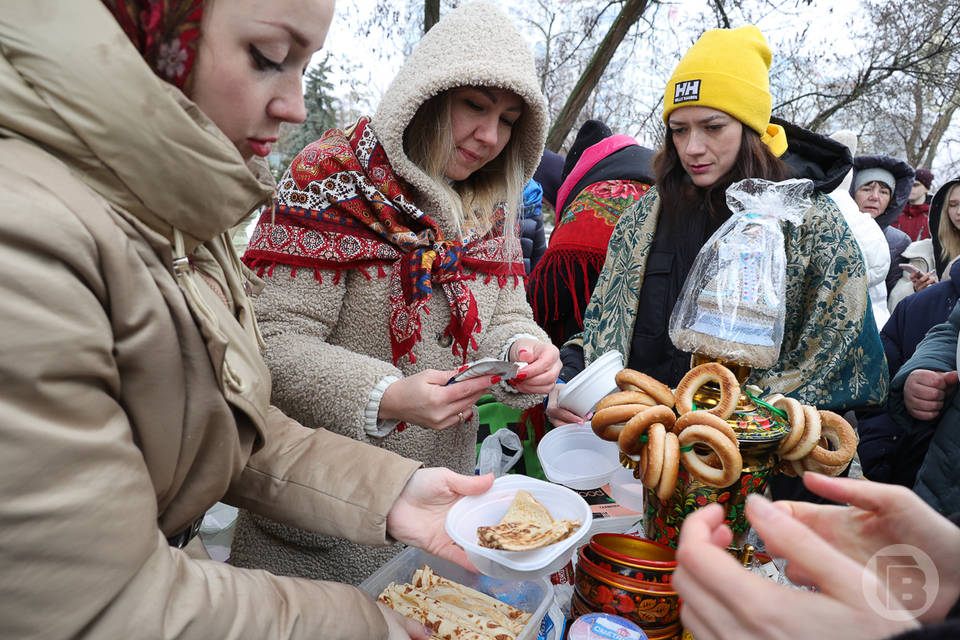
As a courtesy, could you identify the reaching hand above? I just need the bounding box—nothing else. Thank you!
[903,368,958,421]
[386,468,494,571]
[545,383,588,427]
[379,369,495,429]
[772,473,960,623]
[508,338,561,395]
[672,498,919,640]
[910,270,937,292]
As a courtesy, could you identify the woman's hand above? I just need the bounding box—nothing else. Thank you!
[508,338,561,394]
[386,468,495,570]
[773,473,960,623]
[379,369,495,429]
[545,383,588,427]
[377,602,433,640]
[911,270,937,292]
[904,368,958,420]
[672,498,920,640]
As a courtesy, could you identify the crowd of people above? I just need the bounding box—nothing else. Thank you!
[1,1,958,639]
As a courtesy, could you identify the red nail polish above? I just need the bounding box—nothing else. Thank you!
[458,365,469,373]
[518,349,528,355]
[516,372,528,380]
[491,376,501,384]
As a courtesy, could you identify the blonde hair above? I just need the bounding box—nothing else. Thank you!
[404,89,525,241]
[938,184,960,265]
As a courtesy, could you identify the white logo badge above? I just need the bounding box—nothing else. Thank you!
[673,79,701,104]
[863,544,939,621]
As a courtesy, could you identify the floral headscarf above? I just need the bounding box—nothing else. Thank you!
[101,0,204,91]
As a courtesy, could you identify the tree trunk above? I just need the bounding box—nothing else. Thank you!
[921,88,960,169]
[545,0,650,151]
[424,0,440,34]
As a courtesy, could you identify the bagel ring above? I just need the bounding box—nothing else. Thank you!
[772,397,805,455]
[678,424,742,488]
[674,411,738,446]
[618,405,677,456]
[674,363,740,419]
[808,411,857,467]
[591,404,649,441]
[596,390,657,412]
[640,423,667,489]
[615,369,675,408]
[781,405,821,460]
[802,452,848,476]
[657,431,680,501]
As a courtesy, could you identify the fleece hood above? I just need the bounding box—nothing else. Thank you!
[372,1,548,224]
[772,117,851,193]
[929,177,960,276]
[849,155,915,230]
[0,0,272,252]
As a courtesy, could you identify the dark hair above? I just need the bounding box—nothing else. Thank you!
[653,126,793,221]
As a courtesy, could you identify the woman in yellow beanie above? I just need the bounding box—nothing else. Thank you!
[549,27,886,444]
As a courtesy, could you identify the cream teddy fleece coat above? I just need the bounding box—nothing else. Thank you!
[229,1,551,585]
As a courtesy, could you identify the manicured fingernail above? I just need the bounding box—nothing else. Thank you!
[586,412,594,420]
[458,365,469,373]
[746,494,778,520]
[577,419,584,425]
[491,376,501,384]
[516,372,528,380]
[518,349,528,355]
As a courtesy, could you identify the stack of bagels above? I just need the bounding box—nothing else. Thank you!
[762,393,858,477]
[590,363,858,498]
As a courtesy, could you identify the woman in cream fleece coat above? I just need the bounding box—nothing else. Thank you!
[232,2,559,584]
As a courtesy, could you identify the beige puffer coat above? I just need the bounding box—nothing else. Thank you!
[0,2,420,638]
[229,1,551,585]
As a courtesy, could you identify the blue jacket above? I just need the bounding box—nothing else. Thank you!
[858,259,960,486]
[520,179,546,275]
[890,292,960,514]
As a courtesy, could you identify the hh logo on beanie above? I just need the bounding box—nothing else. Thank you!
[674,80,701,104]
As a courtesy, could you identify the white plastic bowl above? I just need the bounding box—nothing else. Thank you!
[537,423,621,490]
[445,475,591,581]
[557,350,623,416]
[608,466,648,513]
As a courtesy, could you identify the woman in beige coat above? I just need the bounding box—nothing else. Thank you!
[232,1,560,584]
[0,1,492,638]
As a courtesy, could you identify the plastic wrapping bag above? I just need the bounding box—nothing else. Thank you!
[669,178,813,368]
[475,428,523,477]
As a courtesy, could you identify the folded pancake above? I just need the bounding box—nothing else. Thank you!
[476,519,577,551]
[377,565,531,640]
[476,489,580,551]
[411,567,530,634]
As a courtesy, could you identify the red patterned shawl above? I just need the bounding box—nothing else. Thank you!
[101,0,204,91]
[243,117,525,366]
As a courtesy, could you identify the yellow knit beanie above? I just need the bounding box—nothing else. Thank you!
[663,26,787,156]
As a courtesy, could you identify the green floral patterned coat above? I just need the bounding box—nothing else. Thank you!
[579,189,888,411]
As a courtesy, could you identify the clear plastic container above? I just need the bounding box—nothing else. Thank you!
[359,546,553,640]
[608,466,648,513]
[445,475,592,581]
[557,350,624,416]
[537,423,622,490]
